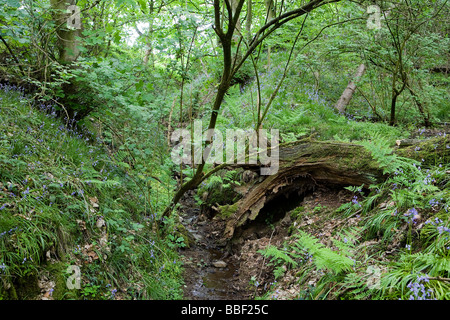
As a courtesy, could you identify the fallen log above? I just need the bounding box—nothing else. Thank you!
[220,136,450,240]
[222,139,384,239]
[395,139,423,147]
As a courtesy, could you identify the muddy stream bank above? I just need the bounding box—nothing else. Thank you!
[177,184,356,300]
[178,188,295,300]
[178,191,253,300]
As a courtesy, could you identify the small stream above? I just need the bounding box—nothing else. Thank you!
[187,247,241,300]
[180,195,248,300]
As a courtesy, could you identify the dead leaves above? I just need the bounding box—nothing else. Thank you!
[96,216,105,228]
[38,274,55,300]
[14,208,35,221]
[75,214,109,264]
[76,219,88,232]
[81,243,100,262]
[87,196,100,213]
[89,196,99,208]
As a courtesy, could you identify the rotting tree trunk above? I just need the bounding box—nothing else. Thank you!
[222,139,384,239]
[221,136,450,239]
[334,63,366,114]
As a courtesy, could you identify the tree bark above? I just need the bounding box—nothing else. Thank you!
[222,139,384,239]
[264,0,276,69]
[334,63,366,114]
[50,0,81,64]
[246,0,252,41]
[405,79,431,127]
[220,135,450,239]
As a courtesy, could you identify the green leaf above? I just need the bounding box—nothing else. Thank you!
[113,31,122,44]
[138,0,147,11]
[135,80,144,91]
[118,162,130,169]
[116,0,136,6]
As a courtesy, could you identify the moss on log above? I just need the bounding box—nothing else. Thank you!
[219,136,449,239]
[222,140,386,239]
[395,136,449,166]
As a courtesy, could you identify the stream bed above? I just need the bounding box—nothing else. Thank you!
[179,193,251,300]
[178,187,292,300]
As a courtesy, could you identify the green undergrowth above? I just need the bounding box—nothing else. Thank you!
[211,54,412,146]
[0,87,184,300]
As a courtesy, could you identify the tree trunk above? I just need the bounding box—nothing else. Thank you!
[161,0,241,218]
[246,0,252,41]
[222,139,383,238]
[220,135,450,239]
[143,0,155,67]
[264,0,275,69]
[406,80,431,127]
[334,63,366,114]
[389,88,399,126]
[51,0,81,64]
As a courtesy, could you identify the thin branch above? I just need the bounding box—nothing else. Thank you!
[258,13,308,128]
[213,0,224,38]
[232,0,342,80]
[0,35,26,76]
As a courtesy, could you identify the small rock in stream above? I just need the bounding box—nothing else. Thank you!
[212,260,227,268]
[193,233,203,241]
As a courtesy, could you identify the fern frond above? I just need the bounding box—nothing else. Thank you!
[359,133,401,174]
[206,175,223,190]
[293,231,355,273]
[259,245,298,268]
[332,227,361,256]
[224,170,237,182]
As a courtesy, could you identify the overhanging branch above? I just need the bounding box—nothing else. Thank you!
[232,0,342,79]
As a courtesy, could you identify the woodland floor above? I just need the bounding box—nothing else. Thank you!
[179,184,356,300]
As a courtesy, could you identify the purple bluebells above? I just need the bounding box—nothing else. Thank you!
[0,227,19,238]
[406,275,434,300]
[422,172,435,185]
[0,83,26,97]
[425,217,450,236]
[352,195,362,207]
[436,225,450,235]
[404,208,419,224]
[429,198,439,207]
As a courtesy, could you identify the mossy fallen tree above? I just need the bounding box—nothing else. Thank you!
[220,136,449,240]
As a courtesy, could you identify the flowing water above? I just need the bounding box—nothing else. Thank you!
[180,195,248,300]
